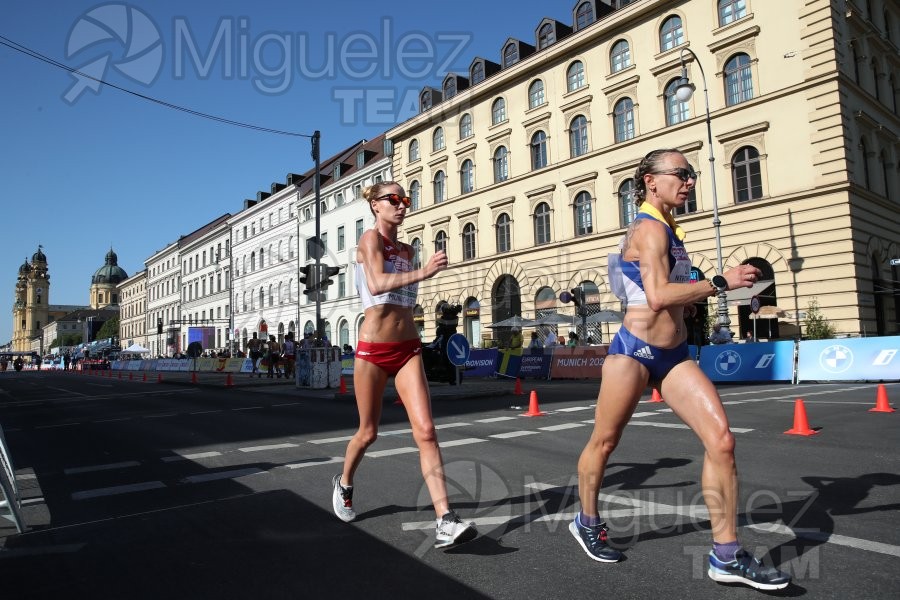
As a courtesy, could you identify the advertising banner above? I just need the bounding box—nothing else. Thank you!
[519,350,551,379]
[699,341,794,382]
[797,336,900,382]
[548,346,607,379]
[465,349,498,378]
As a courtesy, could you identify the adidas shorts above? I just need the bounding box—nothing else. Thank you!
[608,325,689,381]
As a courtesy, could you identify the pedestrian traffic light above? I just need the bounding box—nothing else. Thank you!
[319,265,340,288]
[570,288,583,307]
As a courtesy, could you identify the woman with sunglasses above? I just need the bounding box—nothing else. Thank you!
[331,181,477,549]
[569,149,790,591]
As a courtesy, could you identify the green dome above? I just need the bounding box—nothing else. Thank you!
[92,248,129,285]
[32,246,47,264]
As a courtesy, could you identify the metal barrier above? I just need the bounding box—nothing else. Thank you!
[0,422,26,533]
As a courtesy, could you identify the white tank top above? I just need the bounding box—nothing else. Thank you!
[356,232,418,309]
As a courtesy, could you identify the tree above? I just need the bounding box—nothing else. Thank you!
[803,298,836,340]
[96,317,120,342]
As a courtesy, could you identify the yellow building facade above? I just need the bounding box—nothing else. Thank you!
[386,0,899,345]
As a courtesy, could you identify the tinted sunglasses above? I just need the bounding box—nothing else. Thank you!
[375,193,411,207]
[653,167,698,182]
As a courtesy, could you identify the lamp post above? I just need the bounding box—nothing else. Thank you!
[674,47,731,335]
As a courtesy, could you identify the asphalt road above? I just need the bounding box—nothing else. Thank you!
[1,371,898,599]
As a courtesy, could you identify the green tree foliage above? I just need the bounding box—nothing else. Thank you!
[803,298,836,340]
[96,317,120,342]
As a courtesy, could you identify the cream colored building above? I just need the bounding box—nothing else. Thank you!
[386,0,899,346]
[119,270,148,351]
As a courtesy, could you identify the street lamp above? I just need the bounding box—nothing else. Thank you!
[674,47,731,335]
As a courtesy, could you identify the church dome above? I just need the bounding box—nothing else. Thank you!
[18,258,31,275]
[31,246,47,264]
[91,247,129,285]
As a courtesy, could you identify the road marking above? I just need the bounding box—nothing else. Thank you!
[181,467,266,484]
[555,406,594,413]
[435,422,470,430]
[284,456,343,469]
[272,402,304,407]
[440,437,488,447]
[189,410,222,415]
[36,423,79,429]
[628,421,689,430]
[142,413,179,419]
[366,447,418,458]
[47,387,88,396]
[239,443,298,453]
[72,481,166,500]
[94,417,132,423]
[161,451,222,462]
[744,522,900,558]
[65,461,141,475]
[476,416,517,423]
[233,406,263,411]
[631,411,660,418]
[539,423,587,432]
[308,435,352,445]
[490,430,540,439]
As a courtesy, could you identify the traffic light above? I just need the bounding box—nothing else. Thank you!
[300,264,319,294]
[570,288,583,308]
[157,318,163,335]
[319,265,340,288]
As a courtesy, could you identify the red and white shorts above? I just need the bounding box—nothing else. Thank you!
[355,338,422,376]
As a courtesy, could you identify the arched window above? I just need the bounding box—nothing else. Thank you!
[574,191,593,236]
[286,279,292,302]
[288,236,295,259]
[409,138,419,161]
[433,127,445,151]
[660,16,684,52]
[277,282,282,304]
[339,320,350,347]
[619,179,637,227]
[462,223,476,260]
[610,39,630,73]
[538,23,555,49]
[530,131,548,169]
[251,252,256,271]
[533,202,552,245]
[471,61,485,84]
[421,89,433,111]
[459,113,473,139]
[718,0,747,26]
[664,78,690,125]
[503,43,519,67]
[435,230,448,254]
[871,58,880,102]
[575,1,595,30]
[491,97,507,125]
[569,115,589,157]
[860,138,871,189]
[410,180,421,210]
[613,98,635,142]
[880,151,890,197]
[460,159,474,194]
[277,240,283,261]
[443,77,457,99]
[258,288,264,309]
[433,170,446,202]
[260,247,266,268]
[493,146,509,183]
[411,238,422,268]
[496,213,511,253]
[528,80,545,109]
[243,291,248,311]
[725,53,753,105]
[567,61,585,92]
[732,146,763,202]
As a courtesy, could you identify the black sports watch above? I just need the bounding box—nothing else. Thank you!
[711,274,728,293]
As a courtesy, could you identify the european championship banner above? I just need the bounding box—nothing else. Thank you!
[519,350,552,379]
[797,336,900,382]
[699,341,794,383]
[466,349,499,377]
[548,346,607,379]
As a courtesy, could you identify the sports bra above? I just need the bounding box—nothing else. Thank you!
[355,232,418,309]
[609,211,692,306]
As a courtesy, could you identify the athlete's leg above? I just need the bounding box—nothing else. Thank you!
[660,360,737,543]
[394,353,449,518]
[342,357,389,485]
[577,355,649,516]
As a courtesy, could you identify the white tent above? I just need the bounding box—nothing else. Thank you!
[122,343,151,354]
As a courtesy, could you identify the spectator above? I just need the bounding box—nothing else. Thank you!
[709,323,732,345]
[744,331,757,343]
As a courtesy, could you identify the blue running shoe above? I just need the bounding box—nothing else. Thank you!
[708,549,791,590]
[569,518,622,563]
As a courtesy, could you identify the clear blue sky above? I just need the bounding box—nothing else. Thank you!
[1,0,571,344]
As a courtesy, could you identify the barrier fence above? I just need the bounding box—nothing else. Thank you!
[0,422,26,533]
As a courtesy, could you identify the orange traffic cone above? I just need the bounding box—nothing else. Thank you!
[785,399,819,436]
[191,372,198,384]
[339,376,347,394]
[225,372,234,387]
[650,388,664,403]
[513,377,524,395]
[869,384,895,413]
[521,390,546,417]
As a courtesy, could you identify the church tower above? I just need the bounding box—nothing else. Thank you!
[12,246,50,352]
[90,247,128,309]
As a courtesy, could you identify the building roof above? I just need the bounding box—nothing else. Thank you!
[91,247,129,285]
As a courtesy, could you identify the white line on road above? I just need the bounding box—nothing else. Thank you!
[555,406,595,413]
[233,406,263,411]
[35,423,79,429]
[440,438,488,447]
[308,435,352,445]
[539,423,587,431]
[181,467,266,484]
[65,461,141,475]
[239,443,298,453]
[72,481,166,500]
[284,456,343,469]
[490,430,541,439]
[272,402,304,407]
[142,413,179,419]
[476,416,517,423]
[93,417,132,423]
[161,451,222,462]
[366,447,419,458]
[435,422,471,430]
[189,410,222,415]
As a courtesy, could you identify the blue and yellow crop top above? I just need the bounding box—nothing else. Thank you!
[609,207,692,306]
[355,232,418,309]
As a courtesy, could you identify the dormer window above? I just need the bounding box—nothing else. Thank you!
[332,163,340,181]
[356,150,365,169]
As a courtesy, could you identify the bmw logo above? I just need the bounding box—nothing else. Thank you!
[819,344,853,373]
[714,350,742,376]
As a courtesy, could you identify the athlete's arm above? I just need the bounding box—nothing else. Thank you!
[356,229,447,296]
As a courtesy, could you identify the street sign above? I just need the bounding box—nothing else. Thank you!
[446,333,470,366]
[890,258,900,266]
[750,295,761,314]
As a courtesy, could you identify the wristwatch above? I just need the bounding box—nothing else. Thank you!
[710,274,728,293]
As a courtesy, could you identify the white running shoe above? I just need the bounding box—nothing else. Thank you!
[434,510,477,548]
[331,474,355,522]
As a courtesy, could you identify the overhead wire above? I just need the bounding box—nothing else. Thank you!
[0,34,312,138]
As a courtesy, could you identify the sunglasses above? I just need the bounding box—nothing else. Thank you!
[375,193,411,207]
[653,167,698,182]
